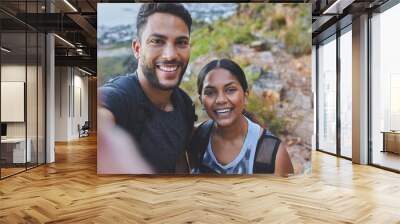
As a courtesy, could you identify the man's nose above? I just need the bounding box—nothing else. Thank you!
[161,43,178,60]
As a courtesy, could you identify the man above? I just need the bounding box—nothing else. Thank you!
[98,3,196,174]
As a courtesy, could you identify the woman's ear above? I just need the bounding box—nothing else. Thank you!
[244,90,249,105]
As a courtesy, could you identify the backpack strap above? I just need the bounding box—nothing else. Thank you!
[187,119,214,170]
[253,130,281,174]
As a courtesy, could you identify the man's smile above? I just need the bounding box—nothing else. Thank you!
[156,64,179,72]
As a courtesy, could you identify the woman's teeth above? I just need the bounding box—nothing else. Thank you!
[215,108,232,115]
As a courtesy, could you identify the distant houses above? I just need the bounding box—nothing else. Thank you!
[98,25,135,45]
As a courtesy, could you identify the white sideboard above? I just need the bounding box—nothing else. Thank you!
[1,138,32,163]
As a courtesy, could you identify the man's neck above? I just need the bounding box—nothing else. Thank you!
[137,69,174,112]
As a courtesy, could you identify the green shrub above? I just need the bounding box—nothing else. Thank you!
[98,57,126,85]
[284,25,311,57]
[190,18,256,62]
[271,14,286,30]
[244,69,261,87]
[246,91,287,135]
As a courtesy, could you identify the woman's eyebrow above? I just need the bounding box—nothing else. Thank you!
[224,81,237,87]
[203,85,216,89]
[204,81,238,89]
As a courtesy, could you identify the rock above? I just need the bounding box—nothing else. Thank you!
[292,111,314,145]
[286,91,312,110]
[253,71,284,96]
[249,40,271,51]
[258,51,274,64]
[262,90,280,105]
[244,65,262,77]
[231,44,254,56]
[188,54,218,77]
[286,143,311,174]
[232,45,242,55]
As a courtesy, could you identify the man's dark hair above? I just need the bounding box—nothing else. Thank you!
[136,3,192,40]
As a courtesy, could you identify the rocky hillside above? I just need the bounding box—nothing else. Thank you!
[182,4,312,174]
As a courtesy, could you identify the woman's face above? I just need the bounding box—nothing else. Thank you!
[200,68,247,128]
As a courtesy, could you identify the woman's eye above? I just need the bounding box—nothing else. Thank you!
[203,90,214,96]
[226,88,237,93]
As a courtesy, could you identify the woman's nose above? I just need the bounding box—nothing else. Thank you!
[215,93,228,104]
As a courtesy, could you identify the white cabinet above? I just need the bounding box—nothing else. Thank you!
[1,138,32,163]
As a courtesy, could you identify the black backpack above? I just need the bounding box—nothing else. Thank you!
[187,119,281,174]
[100,73,197,146]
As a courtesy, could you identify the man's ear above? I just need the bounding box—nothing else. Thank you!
[198,95,202,105]
[132,39,141,59]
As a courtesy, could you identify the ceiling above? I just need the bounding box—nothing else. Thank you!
[0,0,99,75]
[1,0,395,74]
[310,0,390,43]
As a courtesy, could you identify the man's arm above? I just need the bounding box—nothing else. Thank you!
[98,106,116,128]
[97,106,154,174]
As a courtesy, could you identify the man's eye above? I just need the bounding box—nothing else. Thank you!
[150,39,163,44]
[177,40,189,47]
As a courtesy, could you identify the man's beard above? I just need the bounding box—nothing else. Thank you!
[140,58,187,91]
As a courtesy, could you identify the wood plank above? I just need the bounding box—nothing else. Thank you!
[0,135,399,223]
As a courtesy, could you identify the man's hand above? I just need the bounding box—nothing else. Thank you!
[97,107,154,174]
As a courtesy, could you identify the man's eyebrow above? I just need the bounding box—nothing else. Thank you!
[147,34,189,40]
[147,33,167,39]
[176,36,189,40]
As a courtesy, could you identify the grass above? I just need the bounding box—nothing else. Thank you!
[98,57,127,85]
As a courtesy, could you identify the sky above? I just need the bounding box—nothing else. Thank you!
[97,3,237,28]
[98,3,140,28]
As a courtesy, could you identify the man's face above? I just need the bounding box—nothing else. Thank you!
[133,13,190,91]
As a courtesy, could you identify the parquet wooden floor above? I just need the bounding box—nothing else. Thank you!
[1,135,400,223]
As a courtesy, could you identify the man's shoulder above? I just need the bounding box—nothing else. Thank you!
[99,72,143,109]
[100,73,141,96]
[103,73,138,89]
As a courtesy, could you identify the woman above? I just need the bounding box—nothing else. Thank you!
[188,59,293,176]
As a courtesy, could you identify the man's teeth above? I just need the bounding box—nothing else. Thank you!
[158,65,178,72]
[216,108,231,114]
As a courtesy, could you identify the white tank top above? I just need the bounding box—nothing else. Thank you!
[200,117,262,174]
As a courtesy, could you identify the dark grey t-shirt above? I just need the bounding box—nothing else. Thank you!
[100,73,193,173]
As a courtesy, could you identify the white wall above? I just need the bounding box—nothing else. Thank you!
[46,33,55,163]
[55,67,89,141]
[55,66,69,141]
[312,45,316,150]
[1,63,46,164]
[1,65,28,138]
